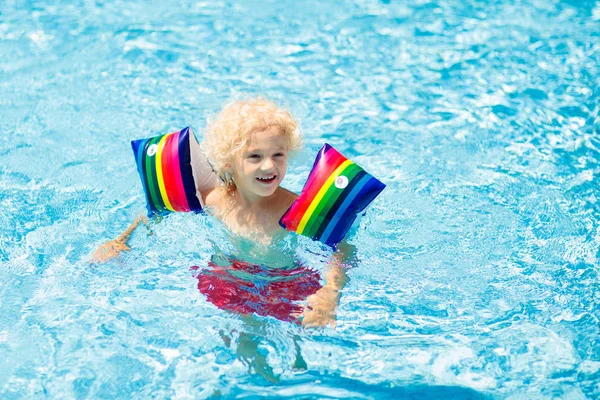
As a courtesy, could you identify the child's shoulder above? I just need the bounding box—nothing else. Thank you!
[277,186,299,205]
[202,185,222,209]
[273,187,298,215]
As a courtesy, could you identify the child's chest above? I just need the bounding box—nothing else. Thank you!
[204,187,290,242]
[221,206,283,240]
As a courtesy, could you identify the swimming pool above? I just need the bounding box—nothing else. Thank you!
[1,0,598,398]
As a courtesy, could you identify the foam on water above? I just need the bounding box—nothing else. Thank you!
[1,0,599,398]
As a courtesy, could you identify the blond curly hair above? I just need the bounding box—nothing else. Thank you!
[202,98,302,184]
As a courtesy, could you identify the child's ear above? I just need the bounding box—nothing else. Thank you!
[223,155,237,172]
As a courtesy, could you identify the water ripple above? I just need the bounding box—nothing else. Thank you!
[1,0,599,398]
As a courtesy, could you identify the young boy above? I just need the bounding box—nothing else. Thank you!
[92,98,349,328]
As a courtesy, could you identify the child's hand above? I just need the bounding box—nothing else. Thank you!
[89,216,148,264]
[301,286,340,329]
[90,239,130,264]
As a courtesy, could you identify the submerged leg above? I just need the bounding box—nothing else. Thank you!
[236,332,280,383]
[292,335,308,370]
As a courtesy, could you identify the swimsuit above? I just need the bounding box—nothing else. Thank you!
[191,260,322,322]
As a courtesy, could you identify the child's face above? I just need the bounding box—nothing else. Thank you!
[230,125,288,199]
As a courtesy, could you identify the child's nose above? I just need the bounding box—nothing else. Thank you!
[261,157,274,170]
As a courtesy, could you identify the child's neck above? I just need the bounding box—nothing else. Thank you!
[232,185,279,209]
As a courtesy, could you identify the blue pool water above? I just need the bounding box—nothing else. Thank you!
[1,0,599,398]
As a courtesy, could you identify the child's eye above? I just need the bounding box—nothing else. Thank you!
[274,153,285,157]
[248,154,261,159]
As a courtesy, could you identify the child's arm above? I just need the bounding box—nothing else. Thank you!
[301,241,355,329]
[90,215,148,264]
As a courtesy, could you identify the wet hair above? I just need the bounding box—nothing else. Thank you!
[202,97,302,185]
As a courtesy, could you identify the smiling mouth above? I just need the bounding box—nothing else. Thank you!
[256,175,277,184]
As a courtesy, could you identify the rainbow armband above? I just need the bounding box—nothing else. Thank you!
[131,127,217,216]
[279,144,385,248]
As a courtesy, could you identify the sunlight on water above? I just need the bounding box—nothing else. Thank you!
[1,0,599,398]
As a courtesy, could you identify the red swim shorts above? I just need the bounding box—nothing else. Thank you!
[192,260,322,322]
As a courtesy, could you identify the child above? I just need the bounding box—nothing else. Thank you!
[201,97,303,242]
[92,98,349,329]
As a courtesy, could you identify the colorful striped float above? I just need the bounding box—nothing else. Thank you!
[279,144,385,247]
[131,127,215,215]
